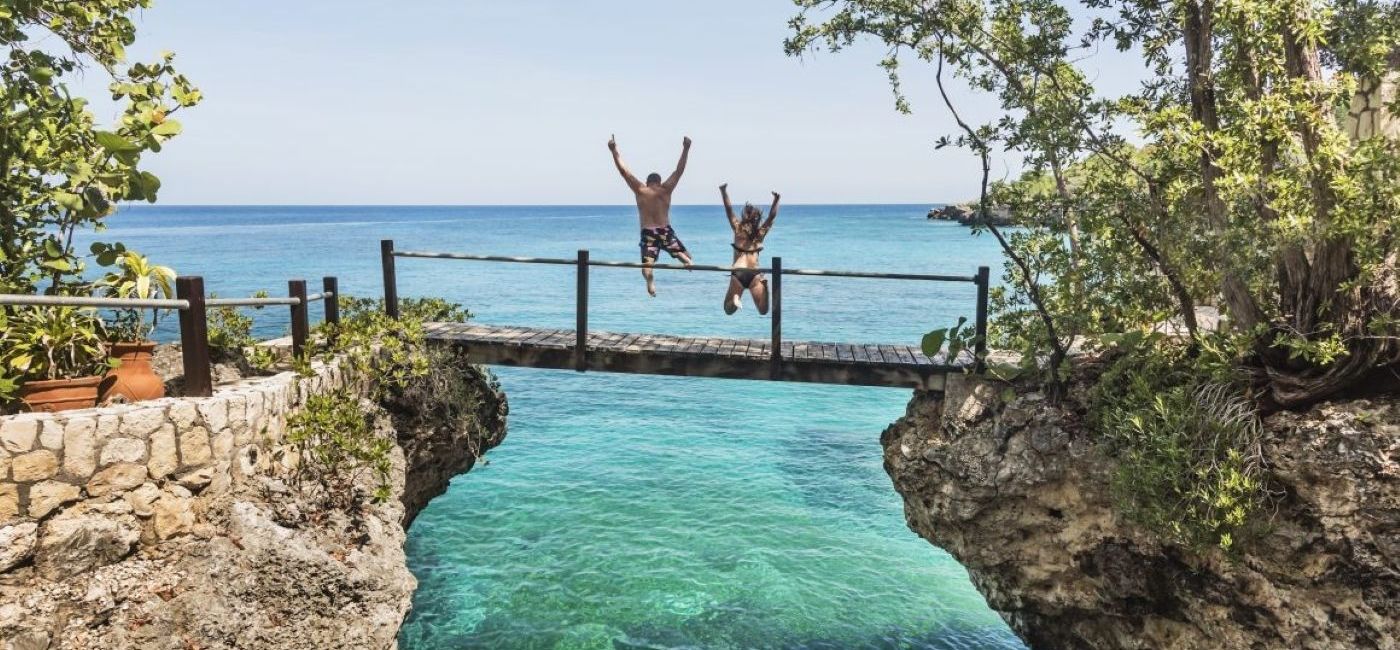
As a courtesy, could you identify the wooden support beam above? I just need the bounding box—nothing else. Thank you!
[322,276,340,327]
[974,265,990,373]
[175,276,212,397]
[770,256,782,379]
[576,249,589,372]
[289,279,309,359]
[381,239,399,319]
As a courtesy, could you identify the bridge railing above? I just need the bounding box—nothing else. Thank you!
[380,240,991,374]
[0,276,340,398]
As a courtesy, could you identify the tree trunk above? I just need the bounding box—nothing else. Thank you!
[1263,45,1400,408]
[1183,0,1267,331]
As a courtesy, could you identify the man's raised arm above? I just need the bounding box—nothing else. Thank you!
[609,135,642,192]
[662,136,692,190]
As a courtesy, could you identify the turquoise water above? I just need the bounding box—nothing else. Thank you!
[85,205,1024,650]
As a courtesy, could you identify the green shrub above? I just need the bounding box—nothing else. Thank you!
[324,297,470,400]
[1092,343,1273,553]
[2,306,113,382]
[206,290,268,362]
[286,388,395,503]
[285,296,473,503]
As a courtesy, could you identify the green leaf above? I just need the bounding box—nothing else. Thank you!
[136,171,161,202]
[151,120,182,137]
[95,131,141,153]
[921,329,948,357]
[53,191,84,211]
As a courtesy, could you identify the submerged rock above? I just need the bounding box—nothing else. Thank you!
[883,374,1398,649]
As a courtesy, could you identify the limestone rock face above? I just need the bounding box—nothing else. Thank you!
[385,360,510,527]
[883,376,1399,649]
[0,522,38,573]
[0,360,509,650]
[35,509,142,580]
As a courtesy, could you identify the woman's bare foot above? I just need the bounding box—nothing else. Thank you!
[647,276,658,297]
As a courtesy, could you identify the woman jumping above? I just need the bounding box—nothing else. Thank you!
[719,184,780,315]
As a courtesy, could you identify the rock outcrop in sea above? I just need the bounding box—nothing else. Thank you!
[927,203,1015,227]
[882,369,1398,649]
[0,353,507,649]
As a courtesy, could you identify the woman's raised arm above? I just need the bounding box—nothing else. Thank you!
[761,191,781,234]
[720,183,739,231]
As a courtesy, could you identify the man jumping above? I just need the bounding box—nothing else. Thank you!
[609,134,694,296]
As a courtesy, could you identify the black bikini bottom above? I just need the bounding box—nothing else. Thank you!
[731,269,764,290]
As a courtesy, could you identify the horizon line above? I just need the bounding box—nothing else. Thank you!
[119,202,950,208]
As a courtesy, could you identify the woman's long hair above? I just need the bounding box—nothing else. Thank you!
[739,203,763,242]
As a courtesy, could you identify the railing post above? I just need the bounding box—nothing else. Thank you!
[322,276,340,327]
[576,249,589,372]
[770,256,782,379]
[974,265,990,373]
[381,239,399,319]
[175,276,212,397]
[289,279,309,359]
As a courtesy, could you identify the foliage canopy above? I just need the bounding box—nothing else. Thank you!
[0,0,200,295]
[787,0,1400,409]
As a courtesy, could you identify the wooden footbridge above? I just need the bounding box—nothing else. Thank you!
[381,240,989,391]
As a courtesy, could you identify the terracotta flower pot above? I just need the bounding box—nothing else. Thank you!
[99,341,166,404]
[20,376,103,413]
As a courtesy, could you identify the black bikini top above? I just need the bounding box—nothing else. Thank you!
[731,242,763,254]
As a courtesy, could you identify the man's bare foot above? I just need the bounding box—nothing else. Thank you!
[646,277,657,297]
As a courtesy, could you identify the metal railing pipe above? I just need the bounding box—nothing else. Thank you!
[394,251,578,266]
[392,249,977,282]
[0,294,190,310]
[205,297,300,307]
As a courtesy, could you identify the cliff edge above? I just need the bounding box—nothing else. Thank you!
[0,355,507,650]
[882,374,1397,649]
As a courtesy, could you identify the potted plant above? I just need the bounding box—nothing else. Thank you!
[93,245,176,403]
[2,307,114,412]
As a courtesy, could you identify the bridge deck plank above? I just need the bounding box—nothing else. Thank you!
[426,323,965,388]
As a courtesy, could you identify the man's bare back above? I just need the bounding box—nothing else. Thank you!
[609,135,694,296]
[631,183,676,229]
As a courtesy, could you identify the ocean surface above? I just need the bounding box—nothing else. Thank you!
[83,205,1025,650]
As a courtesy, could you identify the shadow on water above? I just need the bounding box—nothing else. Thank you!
[773,427,895,528]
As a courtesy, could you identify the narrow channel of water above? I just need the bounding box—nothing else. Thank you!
[92,204,1024,649]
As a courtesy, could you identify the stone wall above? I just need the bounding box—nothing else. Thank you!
[0,347,508,650]
[0,359,350,574]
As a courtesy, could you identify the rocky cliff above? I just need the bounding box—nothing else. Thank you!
[0,357,507,650]
[883,374,1398,649]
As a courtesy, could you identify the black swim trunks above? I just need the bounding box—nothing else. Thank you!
[640,225,687,262]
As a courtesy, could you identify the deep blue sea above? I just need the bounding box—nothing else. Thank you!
[83,205,1024,650]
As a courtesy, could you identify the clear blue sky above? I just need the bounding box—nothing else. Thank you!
[82,1,1144,205]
